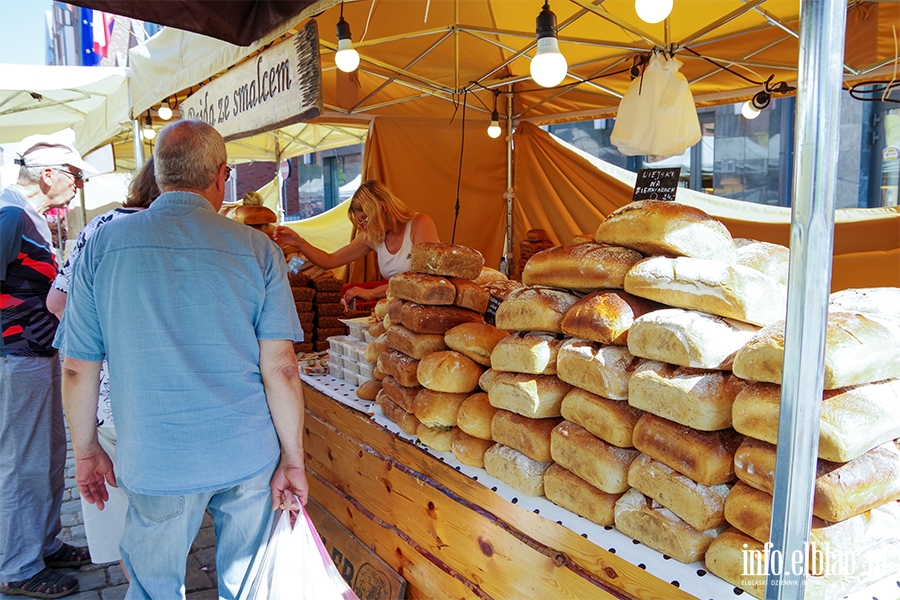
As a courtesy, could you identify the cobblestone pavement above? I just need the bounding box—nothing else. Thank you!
[0,427,219,599]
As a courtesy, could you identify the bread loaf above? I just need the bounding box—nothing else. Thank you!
[550,421,640,494]
[734,238,790,286]
[368,321,386,338]
[412,388,468,430]
[399,302,484,335]
[450,278,490,313]
[478,368,500,393]
[632,413,743,486]
[380,375,420,413]
[624,256,786,326]
[385,325,448,360]
[543,464,621,526]
[473,267,507,285]
[487,372,571,418]
[560,387,643,448]
[627,308,759,369]
[387,272,456,305]
[416,350,484,394]
[450,428,494,467]
[374,298,391,320]
[521,244,643,291]
[556,339,642,400]
[378,392,421,435]
[628,362,748,431]
[490,332,561,375]
[561,290,662,345]
[732,379,900,462]
[377,350,420,388]
[356,379,382,401]
[411,242,484,280]
[732,311,900,389]
[364,333,390,363]
[456,393,497,440]
[482,443,552,496]
[613,488,726,564]
[829,287,900,322]
[571,233,594,244]
[490,410,561,463]
[482,279,523,300]
[494,287,579,333]
[628,454,730,531]
[444,322,509,367]
[416,424,456,452]
[593,199,738,262]
[387,299,405,326]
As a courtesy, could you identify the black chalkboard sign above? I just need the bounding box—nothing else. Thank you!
[484,294,504,325]
[633,167,681,201]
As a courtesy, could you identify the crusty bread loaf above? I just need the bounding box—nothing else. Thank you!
[733,238,790,286]
[416,350,484,394]
[456,393,497,440]
[387,299,406,326]
[624,256,786,326]
[732,311,900,389]
[550,421,640,494]
[450,278,490,313]
[385,325,448,360]
[628,454,730,531]
[444,322,509,367]
[487,372,571,418]
[732,379,900,462]
[411,242,484,280]
[380,375,421,413]
[478,368,500,393]
[473,267,507,285]
[594,200,737,261]
[377,350,421,388]
[561,290,662,346]
[372,365,386,381]
[368,321,386,338]
[560,387,643,448]
[364,333,390,363]
[412,388,468,430]
[483,443,552,496]
[494,287,579,333]
[556,339,642,400]
[627,308,759,370]
[632,413,743,486]
[543,464,621,526]
[490,410,561,463]
[829,287,900,322]
[450,428,494,467]
[482,279,523,300]
[378,392,421,435]
[628,362,749,431]
[489,332,561,375]
[723,481,779,543]
[399,302,483,335]
[521,244,643,291]
[416,424,456,452]
[614,488,726,564]
[356,378,382,401]
[374,298,391,320]
[387,272,457,305]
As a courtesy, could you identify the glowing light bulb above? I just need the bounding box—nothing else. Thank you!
[157,105,173,120]
[742,100,761,120]
[335,16,359,73]
[487,112,502,138]
[531,37,567,88]
[142,127,156,140]
[635,0,673,24]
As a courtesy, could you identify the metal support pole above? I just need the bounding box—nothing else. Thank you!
[504,86,514,276]
[766,1,846,598]
[275,143,284,222]
[132,119,144,169]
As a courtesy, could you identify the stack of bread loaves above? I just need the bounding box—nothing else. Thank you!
[518,229,555,278]
[705,286,900,598]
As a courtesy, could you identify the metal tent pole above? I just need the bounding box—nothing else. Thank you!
[132,119,144,169]
[766,1,847,598]
[504,87,514,275]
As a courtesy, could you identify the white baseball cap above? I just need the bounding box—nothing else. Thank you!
[15,136,98,174]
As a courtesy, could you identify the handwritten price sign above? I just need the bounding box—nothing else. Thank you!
[632,167,681,202]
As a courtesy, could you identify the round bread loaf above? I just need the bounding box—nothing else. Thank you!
[417,350,484,393]
[521,244,643,291]
[490,332,561,374]
[374,298,391,320]
[561,290,662,345]
[413,388,468,429]
[456,392,497,440]
[444,322,509,367]
[450,428,494,467]
[411,242,484,280]
[416,424,456,452]
[594,199,737,262]
[473,267,508,285]
[734,238,790,286]
[494,287,579,333]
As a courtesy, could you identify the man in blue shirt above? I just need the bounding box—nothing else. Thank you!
[56,120,308,598]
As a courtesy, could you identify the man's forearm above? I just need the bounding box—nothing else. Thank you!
[61,357,103,457]
[259,340,306,466]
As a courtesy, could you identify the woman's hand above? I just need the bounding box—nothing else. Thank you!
[343,286,372,305]
[272,226,304,250]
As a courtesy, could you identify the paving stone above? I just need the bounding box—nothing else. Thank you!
[61,499,82,514]
[186,590,220,600]
[61,511,83,527]
[67,591,101,600]
[185,556,213,592]
[100,585,129,600]
[73,568,108,591]
[107,564,128,586]
[193,546,216,570]
[190,526,216,551]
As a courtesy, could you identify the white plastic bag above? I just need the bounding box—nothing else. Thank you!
[610,53,702,157]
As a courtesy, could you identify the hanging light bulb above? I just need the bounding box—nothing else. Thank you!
[530,1,567,88]
[635,0,674,24]
[741,100,761,119]
[487,110,502,138]
[741,89,771,120]
[157,105,173,121]
[142,113,156,140]
[335,3,360,73]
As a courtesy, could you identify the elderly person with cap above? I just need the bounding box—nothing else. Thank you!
[1,138,96,598]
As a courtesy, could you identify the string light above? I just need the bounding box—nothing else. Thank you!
[335,2,360,73]
[487,91,502,138]
[142,112,156,140]
[530,1,567,88]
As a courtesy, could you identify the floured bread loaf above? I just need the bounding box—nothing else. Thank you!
[550,421,640,494]
[473,267,507,285]
[490,410,561,463]
[444,322,508,367]
[628,455,730,531]
[456,393,497,440]
[377,391,421,435]
[449,278,490,313]
[388,272,456,305]
[829,287,900,321]
[487,372,571,418]
[416,351,484,393]
[560,387,643,448]
[413,388,468,430]
[494,287,579,333]
[377,350,420,388]
[521,244,643,291]
[561,290,662,345]
[632,413,743,486]
[627,308,759,369]
[411,242,484,280]
[594,200,737,262]
[490,332,561,374]
[543,464,621,526]
[624,256,786,326]
[385,325,448,360]
[732,312,900,389]
[628,362,748,431]
[614,488,726,564]
[483,443,552,496]
[416,423,456,452]
[381,375,420,413]
[450,428,494,467]
[482,279,523,300]
[399,302,483,335]
[556,339,642,400]
[732,379,900,462]
[734,238,790,286]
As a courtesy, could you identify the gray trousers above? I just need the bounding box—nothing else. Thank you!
[0,354,66,582]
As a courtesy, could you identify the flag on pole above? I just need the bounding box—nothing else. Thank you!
[93,11,114,59]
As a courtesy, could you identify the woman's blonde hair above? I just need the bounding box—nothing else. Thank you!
[348,180,415,246]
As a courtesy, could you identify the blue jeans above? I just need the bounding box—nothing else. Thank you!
[119,461,277,600]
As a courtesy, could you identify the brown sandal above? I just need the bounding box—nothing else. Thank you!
[0,567,79,598]
[43,543,91,568]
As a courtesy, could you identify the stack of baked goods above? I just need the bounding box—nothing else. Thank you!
[705,286,900,598]
[289,271,316,354]
[311,274,348,351]
[518,229,555,278]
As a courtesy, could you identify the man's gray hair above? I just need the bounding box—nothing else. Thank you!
[17,165,45,185]
[154,120,227,192]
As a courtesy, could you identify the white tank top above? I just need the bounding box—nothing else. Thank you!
[376,219,414,278]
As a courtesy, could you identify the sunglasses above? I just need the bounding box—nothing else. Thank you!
[56,169,84,182]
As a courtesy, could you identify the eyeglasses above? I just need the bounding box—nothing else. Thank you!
[56,169,84,182]
[354,212,368,226]
[224,166,232,181]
